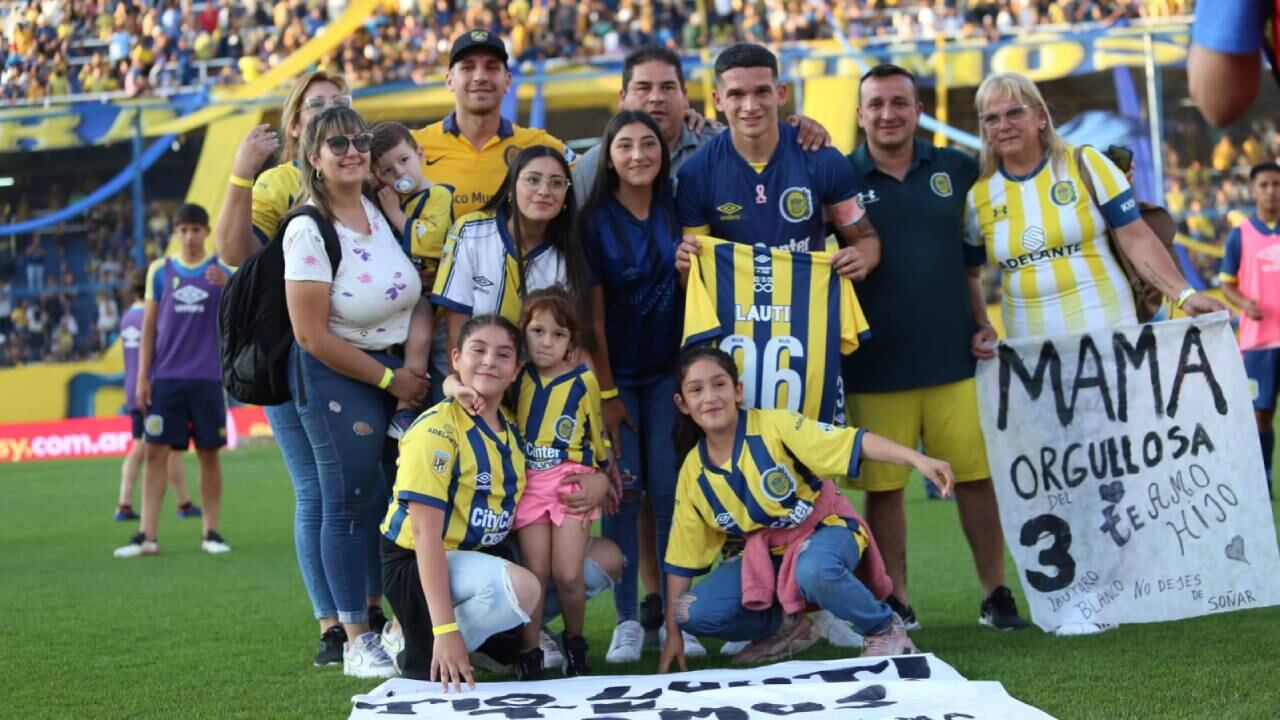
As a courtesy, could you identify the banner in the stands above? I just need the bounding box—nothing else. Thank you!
[976,314,1280,631]
[349,655,1057,719]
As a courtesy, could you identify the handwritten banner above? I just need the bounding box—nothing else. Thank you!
[977,314,1280,631]
[349,655,1056,719]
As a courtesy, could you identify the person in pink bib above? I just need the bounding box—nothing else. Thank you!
[1220,161,1280,500]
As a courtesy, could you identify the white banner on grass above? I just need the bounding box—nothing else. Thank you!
[977,314,1280,631]
[350,655,1055,719]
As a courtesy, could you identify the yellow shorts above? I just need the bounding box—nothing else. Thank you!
[845,377,991,492]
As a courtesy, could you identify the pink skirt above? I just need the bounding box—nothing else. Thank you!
[514,461,601,529]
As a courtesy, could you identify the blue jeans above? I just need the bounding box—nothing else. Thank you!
[265,401,336,620]
[601,376,677,622]
[679,525,894,641]
[289,344,398,624]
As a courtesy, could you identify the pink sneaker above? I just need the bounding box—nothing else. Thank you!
[732,615,823,665]
[861,614,918,657]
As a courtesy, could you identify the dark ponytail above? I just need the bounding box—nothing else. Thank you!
[671,345,740,472]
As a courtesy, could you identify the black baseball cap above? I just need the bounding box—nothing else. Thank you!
[448,29,508,68]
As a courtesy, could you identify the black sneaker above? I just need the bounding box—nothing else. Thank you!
[640,593,663,647]
[979,585,1031,630]
[314,625,347,666]
[368,605,389,636]
[885,595,921,631]
[561,633,590,677]
[515,648,545,681]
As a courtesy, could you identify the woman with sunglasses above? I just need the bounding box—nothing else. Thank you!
[963,73,1225,636]
[281,106,432,678]
[214,72,392,669]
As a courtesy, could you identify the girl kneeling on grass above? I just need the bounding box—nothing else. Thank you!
[447,288,612,680]
[380,315,540,692]
[658,347,955,672]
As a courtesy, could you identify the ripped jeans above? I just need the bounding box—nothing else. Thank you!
[678,525,894,641]
[290,344,398,625]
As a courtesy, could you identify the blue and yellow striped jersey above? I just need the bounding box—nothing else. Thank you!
[664,408,866,576]
[381,399,525,552]
[682,236,870,426]
[515,363,608,473]
[399,183,455,273]
[250,163,302,244]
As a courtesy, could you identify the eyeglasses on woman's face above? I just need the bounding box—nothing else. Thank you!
[517,172,570,193]
[980,103,1031,130]
[303,94,352,111]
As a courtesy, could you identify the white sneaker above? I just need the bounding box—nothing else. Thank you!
[605,620,644,664]
[659,625,708,658]
[811,609,864,649]
[381,623,405,664]
[344,631,398,678]
[200,530,231,554]
[1054,622,1117,636]
[113,532,158,558]
[719,640,750,657]
[539,629,564,671]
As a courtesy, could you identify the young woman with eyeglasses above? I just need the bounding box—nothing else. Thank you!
[281,106,432,678]
[432,144,592,358]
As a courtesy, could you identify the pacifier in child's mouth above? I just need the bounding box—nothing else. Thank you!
[393,176,416,194]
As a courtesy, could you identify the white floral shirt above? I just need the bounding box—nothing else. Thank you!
[283,196,421,350]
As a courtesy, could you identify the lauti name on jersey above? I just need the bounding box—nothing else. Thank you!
[683,237,869,425]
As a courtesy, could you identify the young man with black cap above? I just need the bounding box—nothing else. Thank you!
[412,29,576,218]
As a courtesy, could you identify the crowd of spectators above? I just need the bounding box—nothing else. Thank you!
[2,0,1194,105]
[0,184,182,366]
[1163,117,1280,287]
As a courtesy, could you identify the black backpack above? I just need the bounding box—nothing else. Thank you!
[218,206,342,405]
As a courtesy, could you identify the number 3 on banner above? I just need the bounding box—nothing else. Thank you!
[1019,513,1076,593]
[720,334,804,412]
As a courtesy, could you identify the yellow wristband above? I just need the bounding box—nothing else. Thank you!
[600,387,619,400]
[377,367,394,390]
[228,174,254,189]
[432,622,459,637]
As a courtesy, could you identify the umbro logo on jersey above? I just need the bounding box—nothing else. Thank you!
[717,202,743,220]
[1259,244,1280,271]
[475,472,492,490]
[993,205,1009,219]
[715,512,737,530]
[120,325,142,349]
[172,284,209,313]
[473,276,494,295]
[754,253,770,265]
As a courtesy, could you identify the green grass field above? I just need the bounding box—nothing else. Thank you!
[3,444,1278,719]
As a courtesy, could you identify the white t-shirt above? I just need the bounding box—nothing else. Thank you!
[282,196,421,350]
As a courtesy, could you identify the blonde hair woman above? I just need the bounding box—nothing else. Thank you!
[963,73,1226,637]
[964,72,1224,345]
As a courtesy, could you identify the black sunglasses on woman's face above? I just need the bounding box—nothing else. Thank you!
[324,132,373,156]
